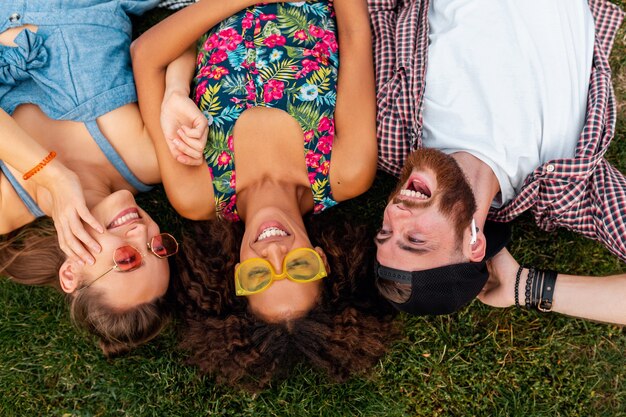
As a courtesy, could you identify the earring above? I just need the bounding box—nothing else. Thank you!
[470,218,477,245]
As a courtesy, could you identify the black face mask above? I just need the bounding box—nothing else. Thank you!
[375,220,511,316]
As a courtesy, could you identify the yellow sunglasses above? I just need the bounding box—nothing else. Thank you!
[234,247,327,296]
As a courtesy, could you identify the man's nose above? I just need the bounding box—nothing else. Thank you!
[389,202,414,217]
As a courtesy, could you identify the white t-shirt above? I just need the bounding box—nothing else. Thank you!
[422,0,595,206]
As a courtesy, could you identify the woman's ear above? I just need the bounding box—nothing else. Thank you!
[314,247,331,274]
[59,260,80,294]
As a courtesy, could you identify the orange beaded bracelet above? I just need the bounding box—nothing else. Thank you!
[22,151,57,181]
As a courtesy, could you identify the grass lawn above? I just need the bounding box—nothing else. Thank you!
[2,3,626,416]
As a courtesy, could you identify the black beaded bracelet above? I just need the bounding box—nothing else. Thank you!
[514,265,524,308]
[524,267,534,309]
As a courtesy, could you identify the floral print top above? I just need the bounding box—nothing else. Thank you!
[192,1,339,221]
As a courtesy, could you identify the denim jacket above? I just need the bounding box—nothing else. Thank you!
[0,0,159,121]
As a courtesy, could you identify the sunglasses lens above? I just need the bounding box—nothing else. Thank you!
[238,262,272,292]
[150,234,179,258]
[114,246,143,272]
[286,249,322,281]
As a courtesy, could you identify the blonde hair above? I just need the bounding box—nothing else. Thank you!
[0,218,170,356]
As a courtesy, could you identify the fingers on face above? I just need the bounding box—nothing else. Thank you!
[68,217,96,265]
[55,220,86,266]
[77,206,104,235]
[54,209,101,265]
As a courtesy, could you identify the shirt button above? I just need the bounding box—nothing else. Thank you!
[9,13,21,23]
[245,35,253,41]
[546,164,555,173]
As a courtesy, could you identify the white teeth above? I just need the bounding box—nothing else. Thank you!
[257,227,288,241]
[111,212,139,227]
[400,189,428,199]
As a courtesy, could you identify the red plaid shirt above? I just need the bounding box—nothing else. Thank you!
[372,0,626,262]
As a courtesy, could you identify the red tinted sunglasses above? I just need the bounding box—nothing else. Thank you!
[81,233,178,289]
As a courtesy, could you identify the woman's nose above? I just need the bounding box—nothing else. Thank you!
[263,244,288,274]
[124,224,148,242]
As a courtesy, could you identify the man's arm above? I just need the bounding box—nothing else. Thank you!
[478,248,626,325]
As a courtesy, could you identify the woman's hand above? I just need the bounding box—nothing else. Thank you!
[160,88,208,166]
[40,164,103,265]
[477,248,520,308]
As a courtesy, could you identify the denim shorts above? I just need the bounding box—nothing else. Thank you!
[0,0,159,121]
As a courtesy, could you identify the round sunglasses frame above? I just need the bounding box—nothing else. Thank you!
[234,247,327,296]
[80,233,178,290]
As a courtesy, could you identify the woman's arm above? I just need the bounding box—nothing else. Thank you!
[478,248,626,325]
[131,0,258,219]
[160,46,209,166]
[0,109,103,264]
[329,0,378,201]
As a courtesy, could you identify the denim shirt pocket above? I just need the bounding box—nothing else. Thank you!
[0,27,78,118]
[33,27,81,118]
[0,29,47,86]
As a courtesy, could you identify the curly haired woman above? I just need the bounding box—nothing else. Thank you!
[173,214,397,390]
[132,0,394,386]
[0,0,181,355]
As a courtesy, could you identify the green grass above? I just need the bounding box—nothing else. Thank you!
[3,4,626,416]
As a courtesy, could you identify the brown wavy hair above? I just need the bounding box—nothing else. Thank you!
[173,215,399,391]
[0,218,171,356]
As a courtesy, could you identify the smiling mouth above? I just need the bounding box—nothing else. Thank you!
[400,177,432,200]
[108,208,141,229]
[256,226,290,242]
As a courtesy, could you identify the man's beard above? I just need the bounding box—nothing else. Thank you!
[389,148,477,237]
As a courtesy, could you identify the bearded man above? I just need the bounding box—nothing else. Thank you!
[372,0,626,323]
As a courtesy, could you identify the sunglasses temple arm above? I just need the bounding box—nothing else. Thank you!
[86,265,116,288]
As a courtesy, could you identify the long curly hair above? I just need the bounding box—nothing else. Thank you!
[173,214,399,390]
[0,218,172,356]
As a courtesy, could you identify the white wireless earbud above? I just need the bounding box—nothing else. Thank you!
[470,218,477,245]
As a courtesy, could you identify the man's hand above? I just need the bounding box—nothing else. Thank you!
[160,89,208,166]
[477,248,520,308]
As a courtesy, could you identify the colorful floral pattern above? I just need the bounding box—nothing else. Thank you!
[193,1,339,221]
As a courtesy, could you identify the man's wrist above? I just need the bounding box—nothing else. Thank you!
[516,267,558,311]
[517,268,529,307]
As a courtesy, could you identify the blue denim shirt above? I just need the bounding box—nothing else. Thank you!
[0,0,159,121]
[0,0,157,217]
